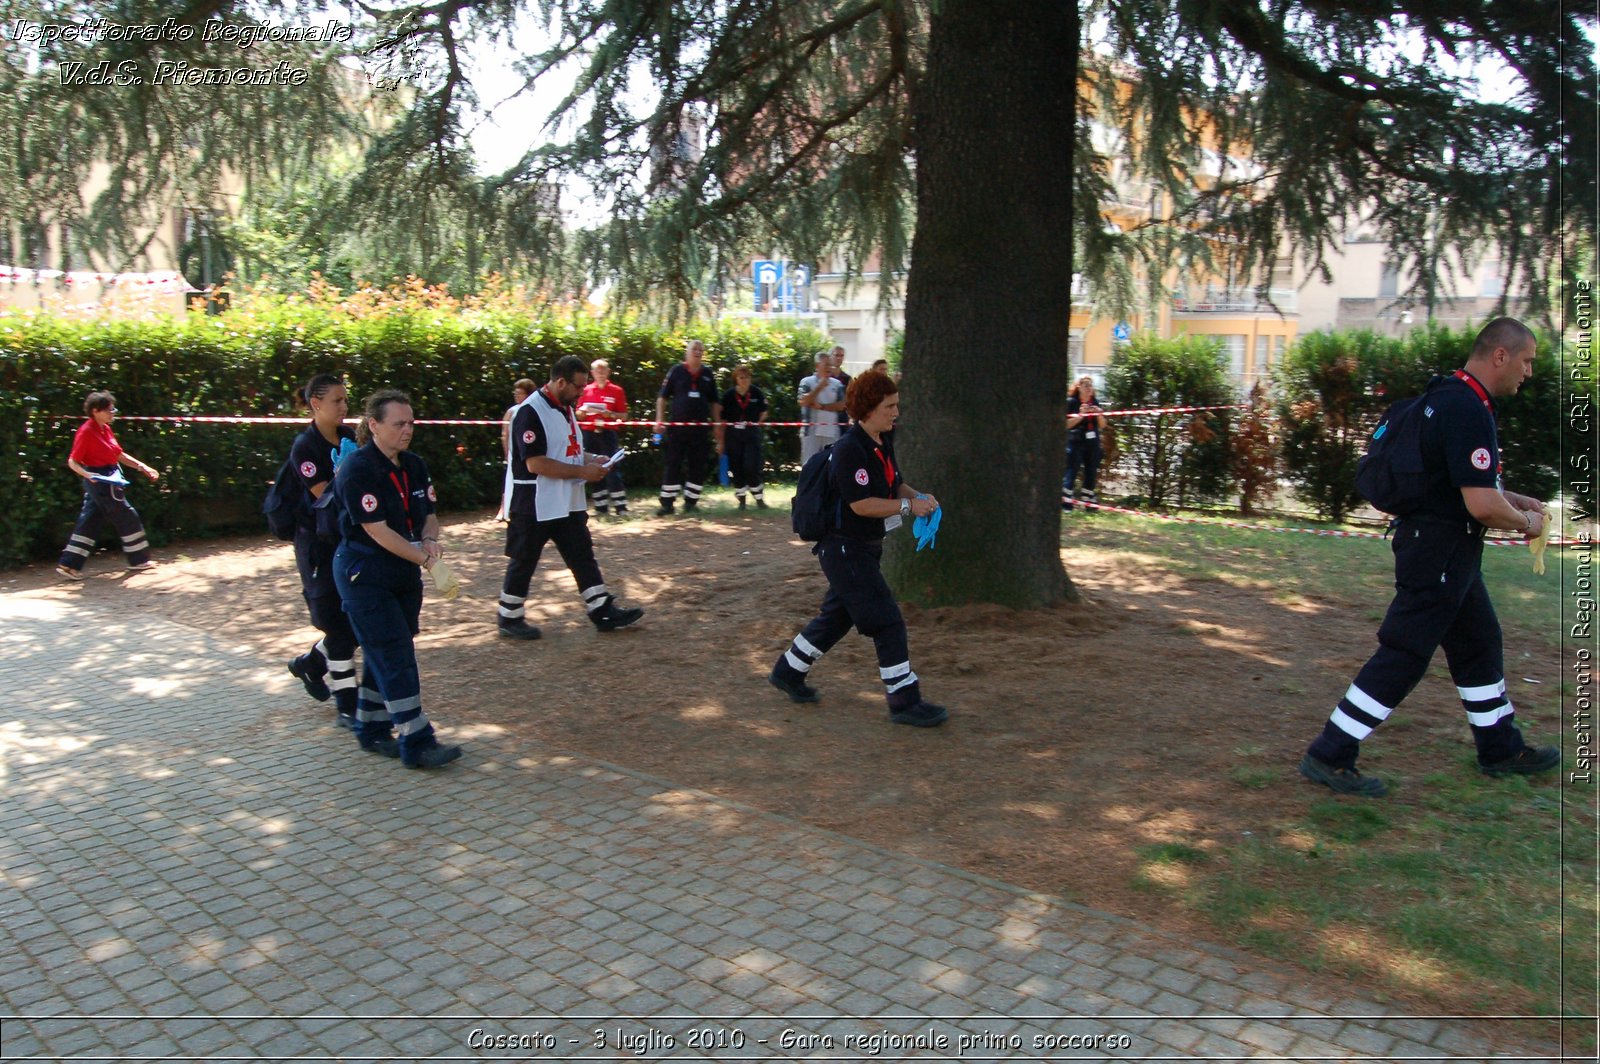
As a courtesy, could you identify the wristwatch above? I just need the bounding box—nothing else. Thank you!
[900,498,912,519]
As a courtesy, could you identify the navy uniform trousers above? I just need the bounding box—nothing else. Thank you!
[582,427,626,510]
[1308,517,1527,769]
[725,430,765,502]
[56,470,151,571]
[333,544,439,761]
[293,528,362,723]
[660,426,711,508]
[772,538,922,710]
[1062,437,1102,507]
[498,512,615,624]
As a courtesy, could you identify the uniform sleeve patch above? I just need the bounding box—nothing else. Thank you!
[1470,447,1492,470]
[427,485,436,503]
[854,468,870,486]
[300,461,317,478]
[360,493,379,513]
[522,430,535,444]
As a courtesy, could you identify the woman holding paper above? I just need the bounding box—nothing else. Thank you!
[56,391,160,578]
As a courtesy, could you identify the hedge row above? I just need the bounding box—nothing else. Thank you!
[0,282,825,567]
[1274,323,1567,521]
[1102,334,1236,508]
[1098,322,1572,519]
[5,291,1577,569]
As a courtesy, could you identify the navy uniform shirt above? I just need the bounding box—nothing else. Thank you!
[334,442,435,551]
[1067,394,1103,444]
[660,363,716,421]
[1418,371,1500,524]
[289,423,356,530]
[830,424,903,542]
[720,385,767,437]
[507,388,583,517]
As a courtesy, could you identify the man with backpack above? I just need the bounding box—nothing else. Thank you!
[1298,317,1559,797]
[771,369,948,727]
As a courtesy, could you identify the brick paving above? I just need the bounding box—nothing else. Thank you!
[0,592,1568,1061]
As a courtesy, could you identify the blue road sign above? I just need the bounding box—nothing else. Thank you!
[1113,321,1131,342]
[753,259,784,286]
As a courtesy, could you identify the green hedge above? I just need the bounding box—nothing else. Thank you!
[1276,323,1566,522]
[1,284,824,568]
[1103,334,1236,508]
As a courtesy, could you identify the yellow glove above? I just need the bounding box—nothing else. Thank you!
[428,558,461,599]
[1529,515,1551,576]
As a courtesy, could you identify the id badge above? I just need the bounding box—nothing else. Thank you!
[1085,431,1097,439]
[884,514,903,533]
[688,390,701,398]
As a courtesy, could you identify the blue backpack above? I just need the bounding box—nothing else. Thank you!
[1356,376,1446,516]
[791,445,842,542]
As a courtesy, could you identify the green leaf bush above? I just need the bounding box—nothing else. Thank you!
[0,279,824,568]
[1103,334,1236,508]
[1276,323,1563,522]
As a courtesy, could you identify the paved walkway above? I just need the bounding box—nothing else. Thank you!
[0,592,1565,1061]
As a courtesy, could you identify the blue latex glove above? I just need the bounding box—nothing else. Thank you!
[912,496,942,551]
[331,438,358,470]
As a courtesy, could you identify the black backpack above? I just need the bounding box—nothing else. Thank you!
[310,483,345,542]
[262,456,306,541]
[1356,376,1446,516]
[791,445,842,542]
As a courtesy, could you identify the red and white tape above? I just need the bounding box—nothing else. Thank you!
[1088,403,1248,418]
[78,403,1245,428]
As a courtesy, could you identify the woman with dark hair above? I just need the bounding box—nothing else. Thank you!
[283,374,362,731]
[768,370,948,728]
[719,364,768,509]
[56,391,161,578]
[331,390,462,769]
[1062,375,1107,512]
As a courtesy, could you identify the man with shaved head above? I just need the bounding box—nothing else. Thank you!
[1298,317,1560,797]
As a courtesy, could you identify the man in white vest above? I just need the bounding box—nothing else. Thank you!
[497,355,646,639]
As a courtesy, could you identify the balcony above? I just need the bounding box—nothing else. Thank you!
[1171,288,1298,314]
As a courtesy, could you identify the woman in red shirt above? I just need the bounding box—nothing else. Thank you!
[55,391,161,578]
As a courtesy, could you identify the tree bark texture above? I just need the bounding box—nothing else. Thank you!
[887,0,1076,607]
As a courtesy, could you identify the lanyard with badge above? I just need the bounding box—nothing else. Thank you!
[1452,370,1503,479]
[876,444,903,531]
[388,466,415,540]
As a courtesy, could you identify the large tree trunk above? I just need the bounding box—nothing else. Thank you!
[886,0,1077,607]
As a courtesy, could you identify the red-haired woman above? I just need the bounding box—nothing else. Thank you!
[768,370,948,727]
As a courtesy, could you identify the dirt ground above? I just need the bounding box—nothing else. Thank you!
[6,506,1566,1018]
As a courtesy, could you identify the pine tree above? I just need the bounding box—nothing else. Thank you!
[8,0,1592,605]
